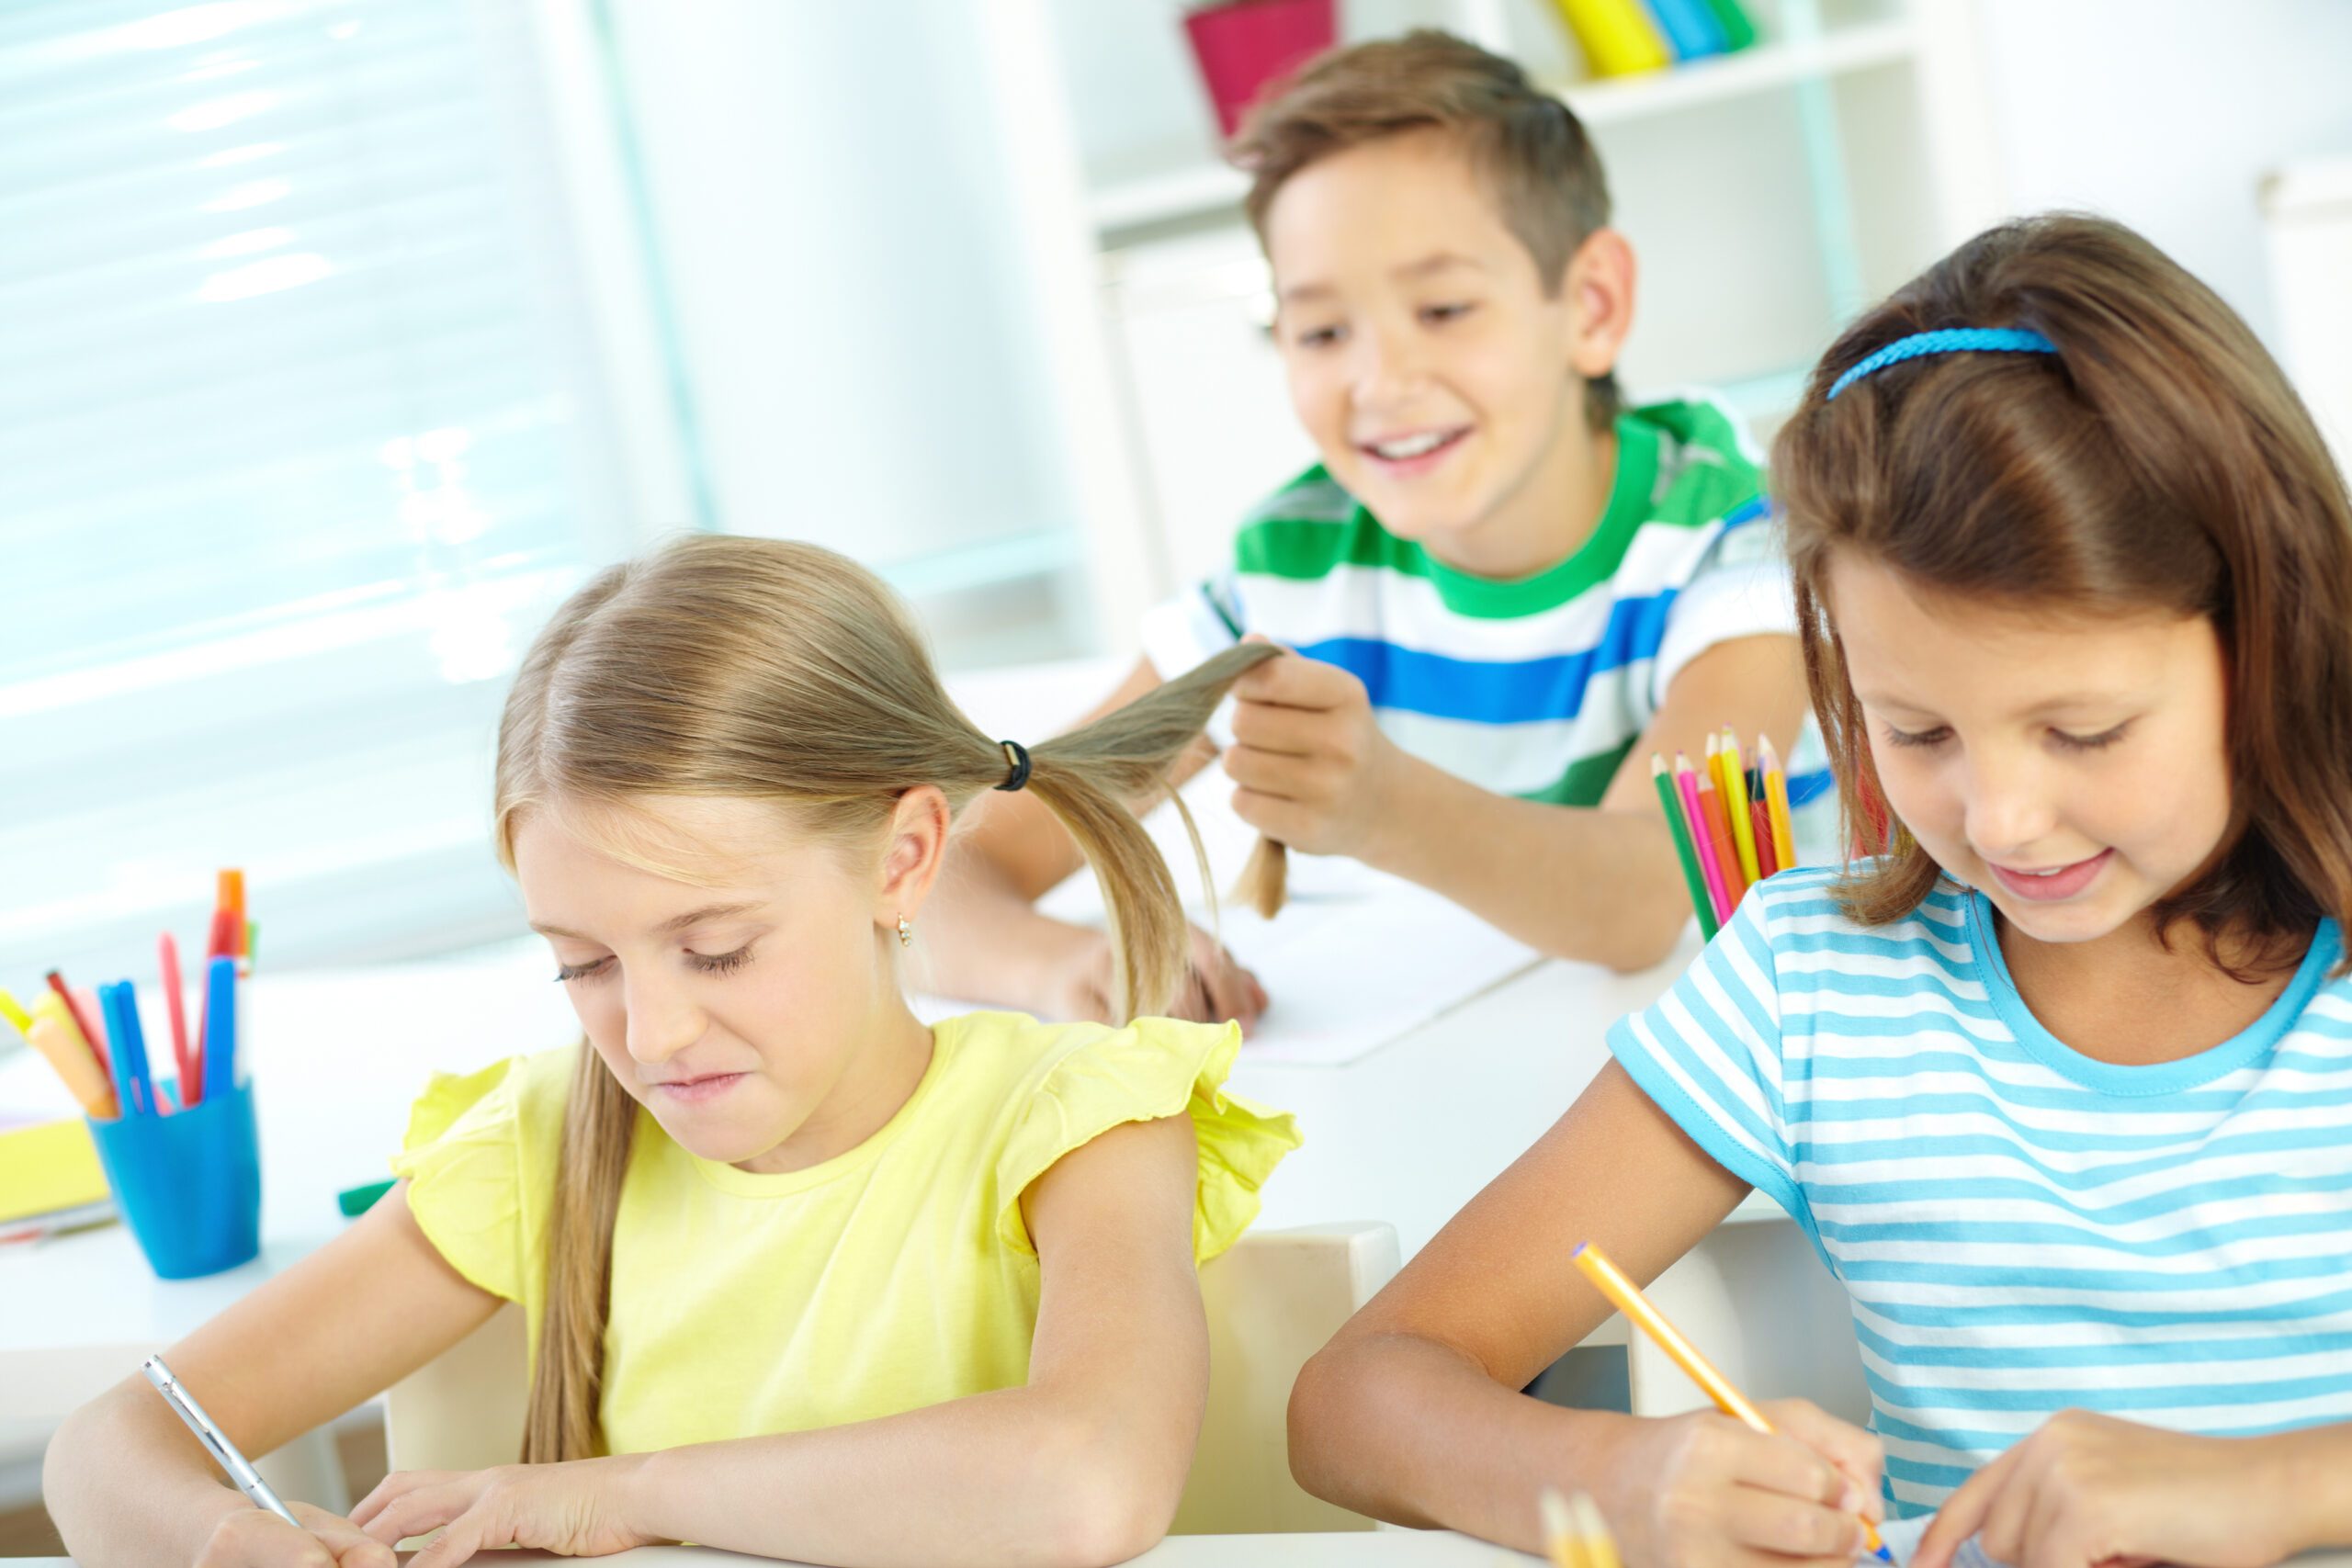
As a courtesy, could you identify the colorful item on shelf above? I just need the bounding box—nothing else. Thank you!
[1641,0,1728,60]
[1181,0,1337,141]
[1552,0,1671,77]
[1695,0,1758,51]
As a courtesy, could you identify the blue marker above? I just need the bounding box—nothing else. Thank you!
[201,956,237,1104]
[99,981,153,1117]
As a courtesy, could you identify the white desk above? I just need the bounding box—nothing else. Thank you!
[6,1529,1540,1568]
[19,1539,2352,1568]
[0,926,1812,1425]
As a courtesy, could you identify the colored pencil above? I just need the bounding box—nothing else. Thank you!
[1539,1488,1590,1568]
[1698,769,1747,908]
[1760,734,1797,869]
[1751,797,1779,878]
[1674,752,1732,925]
[1571,1241,1890,1562]
[1721,728,1762,885]
[0,988,29,1040]
[1572,1492,1623,1568]
[1653,755,1721,940]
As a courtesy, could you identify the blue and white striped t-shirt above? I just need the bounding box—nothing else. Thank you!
[1609,866,2352,1516]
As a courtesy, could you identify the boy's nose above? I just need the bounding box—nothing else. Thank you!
[1351,321,1428,401]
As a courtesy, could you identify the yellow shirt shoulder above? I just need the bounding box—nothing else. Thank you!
[390,1012,1297,1453]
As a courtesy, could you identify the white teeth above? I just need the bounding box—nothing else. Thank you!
[1373,431,1448,459]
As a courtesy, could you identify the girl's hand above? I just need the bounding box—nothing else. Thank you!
[1048,921,1267,1031]
[194,1499,396,1567]
[1914,1410,2299,1568]
[1610,1398,1886,1568]
[349,1458,659,1567]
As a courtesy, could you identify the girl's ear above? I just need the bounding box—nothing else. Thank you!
[873,784,953,930]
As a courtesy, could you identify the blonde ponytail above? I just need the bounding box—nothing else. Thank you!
[1020,639,1287,1016]
[495,535,1288,1461]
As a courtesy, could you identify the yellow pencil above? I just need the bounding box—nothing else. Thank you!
[1572,1492,1623,1568]
[0,987,29,1039]
[1760,734,1797,870]
[1539,1488,1586,1568]
[1570,1241,1889,1562]
[1720,728,1762,884]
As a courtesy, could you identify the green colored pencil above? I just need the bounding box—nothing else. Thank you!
[1653,753,1720,940]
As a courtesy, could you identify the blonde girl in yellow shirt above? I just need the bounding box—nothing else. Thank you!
[44,536,1299,1568]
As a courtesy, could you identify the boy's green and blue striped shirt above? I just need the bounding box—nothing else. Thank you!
[1139,396,1835,821]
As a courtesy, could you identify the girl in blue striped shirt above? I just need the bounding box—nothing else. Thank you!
[1289,213,2352,1568]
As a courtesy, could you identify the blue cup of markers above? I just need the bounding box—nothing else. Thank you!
[84,964,263,1280]
[86,1081,264,1280]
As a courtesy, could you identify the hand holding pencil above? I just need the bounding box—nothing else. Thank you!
[1571,1241,1892,1568]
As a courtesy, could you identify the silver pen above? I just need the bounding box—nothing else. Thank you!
[142,1354,305,1529]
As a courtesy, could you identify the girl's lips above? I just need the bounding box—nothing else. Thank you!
[1988,849,2112,903]
[648,1072,747,1103]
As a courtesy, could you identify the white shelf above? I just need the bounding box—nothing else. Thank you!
[1558,16,1917,126]
[1091,160,1249,234]
[1087,18,1918,236]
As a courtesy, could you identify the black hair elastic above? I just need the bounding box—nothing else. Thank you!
[995,739,1032,793]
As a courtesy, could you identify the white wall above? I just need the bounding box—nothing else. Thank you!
[1970,0,2352,349]
[602,0,1083,577]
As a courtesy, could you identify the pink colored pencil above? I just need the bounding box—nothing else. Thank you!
[1675,751,1732,925]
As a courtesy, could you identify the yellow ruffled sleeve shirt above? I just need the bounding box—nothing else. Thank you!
[387,1012,1299,1456]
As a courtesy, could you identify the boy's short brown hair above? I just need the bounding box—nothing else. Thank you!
[1231,29,1619,426]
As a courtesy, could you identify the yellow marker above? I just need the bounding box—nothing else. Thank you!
[0,987,30,1039]
[28,994,117,1120]
[1571,1241,1890,1562]
[1721,728,1762,884]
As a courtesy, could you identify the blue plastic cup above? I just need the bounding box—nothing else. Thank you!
[85,1080,264,1280]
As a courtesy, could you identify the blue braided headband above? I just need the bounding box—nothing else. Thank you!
[1825,327,2059,401]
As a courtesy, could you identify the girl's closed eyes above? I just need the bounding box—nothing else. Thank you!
[551,942,755,984]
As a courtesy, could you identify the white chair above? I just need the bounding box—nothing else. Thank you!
[385,1221,1400,1536]
[1626,1219,1871,1428]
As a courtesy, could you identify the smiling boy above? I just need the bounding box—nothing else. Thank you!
[924,31,1826,1022]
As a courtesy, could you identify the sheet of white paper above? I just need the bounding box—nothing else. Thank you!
[930,765,1542,1066]
[1872,1513,2007,1568]
[1205,875,1543,1065]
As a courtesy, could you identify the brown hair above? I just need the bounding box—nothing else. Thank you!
[492,534,1284,1461]
[1773,212,2352,976]
[1231,28,1619,429]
